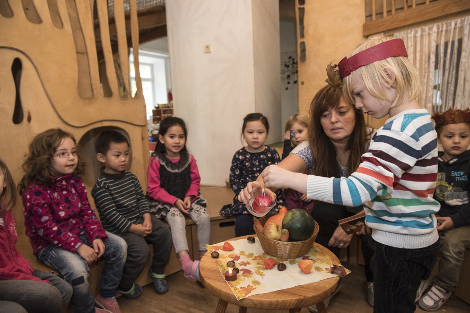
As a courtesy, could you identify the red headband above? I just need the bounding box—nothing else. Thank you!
[338,39,408,78]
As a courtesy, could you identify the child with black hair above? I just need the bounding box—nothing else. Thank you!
[146,117,210,283]
[91,130,172,298]
[0,157,73,313]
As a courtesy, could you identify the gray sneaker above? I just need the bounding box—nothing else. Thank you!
[367,282,374,307]
[415,280,429,303]
[419,284,451,311]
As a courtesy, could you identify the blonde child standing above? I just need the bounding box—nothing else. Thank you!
[418,109,470,311]
[0,158,73,313]
[19,129,127,313]
[146,117,210,283]
[223,113,283,236]
[241,36,440,313]
[91,131,172,297]
[281,114,314,214]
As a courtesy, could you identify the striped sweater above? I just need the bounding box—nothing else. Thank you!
[307,109,439,249]
[91,169,149,234]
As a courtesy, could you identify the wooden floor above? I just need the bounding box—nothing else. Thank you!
[117,262,470,313]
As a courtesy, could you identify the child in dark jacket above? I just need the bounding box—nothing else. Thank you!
[418,109,470,311]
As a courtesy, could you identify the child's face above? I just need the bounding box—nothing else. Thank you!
[438,123,470,161]
[50,137,78,176]
[243,120,267,153]
[159,125,186,158]
[99,142,129,174]
[290,122,308,147]
[350,71,393,119]
[320,97,356,144]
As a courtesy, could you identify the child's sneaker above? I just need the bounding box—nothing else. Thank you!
[118,283,143,299]
[94,294,121,313]
[418,284,451,311]
[148,268,169,294]
[415,280,429,302]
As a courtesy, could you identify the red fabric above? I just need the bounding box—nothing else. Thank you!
[22,175,108,254]
[0,210,49,284]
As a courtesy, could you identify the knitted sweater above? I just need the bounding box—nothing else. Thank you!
[307,109,439,249]
[92,169,150,234]
[0,209,49,283]
[435,149,470,228]
[22,175,108,254]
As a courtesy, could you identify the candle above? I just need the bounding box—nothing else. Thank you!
[225,267,237,281]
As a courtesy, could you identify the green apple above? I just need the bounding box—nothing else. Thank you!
[264,222,281,240]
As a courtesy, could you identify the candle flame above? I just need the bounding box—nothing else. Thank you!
[228,267,232,274]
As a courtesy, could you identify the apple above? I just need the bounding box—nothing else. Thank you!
[264,222,281,240]
[252,195,272,213]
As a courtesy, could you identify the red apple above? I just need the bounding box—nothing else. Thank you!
[252,195,272,213]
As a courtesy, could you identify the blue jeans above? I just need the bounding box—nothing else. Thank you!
[235,214,255,237]
[37,232,127,313]
[0,269,72,313]
[371,238,439,313]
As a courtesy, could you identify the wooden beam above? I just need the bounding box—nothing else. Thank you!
[95,9,166,42]
[364,0,470,36]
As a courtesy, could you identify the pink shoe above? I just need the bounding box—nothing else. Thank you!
[95,294,122,313]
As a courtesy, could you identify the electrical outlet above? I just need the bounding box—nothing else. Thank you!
[204,44,211,54]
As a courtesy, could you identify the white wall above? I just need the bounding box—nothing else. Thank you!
[166,0,281,186]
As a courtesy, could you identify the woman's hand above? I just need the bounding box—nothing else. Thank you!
[356,225,372,235]
[77,243,98,264]
[436,216,454,231]
[328,226,353,248]
[175,199,189,214]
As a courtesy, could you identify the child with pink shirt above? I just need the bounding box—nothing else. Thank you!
[146,117,210,282]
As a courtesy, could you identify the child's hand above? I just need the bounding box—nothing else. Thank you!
[183,196,192,210]
[130,224,150,237]
[175,199,189,214]
[142,215,153,235]
[93,238,105,258]
[329,226,353,248]
[436,216,454,231]
[282,130,291,140]
[77,243,98,264]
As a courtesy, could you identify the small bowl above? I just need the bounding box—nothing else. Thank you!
[246,185,276,217]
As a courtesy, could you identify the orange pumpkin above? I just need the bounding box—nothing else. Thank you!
[298,260,313,274]
[265,206,288,227]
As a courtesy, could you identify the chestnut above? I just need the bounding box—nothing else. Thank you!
[211,251,219,259]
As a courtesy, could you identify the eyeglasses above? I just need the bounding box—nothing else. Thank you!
[54,151,78,158]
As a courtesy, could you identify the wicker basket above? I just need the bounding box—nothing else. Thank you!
[254,216,319,259]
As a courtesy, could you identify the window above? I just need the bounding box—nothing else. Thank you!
[129,50,171,120]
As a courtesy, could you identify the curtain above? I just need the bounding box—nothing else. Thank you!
[393,16,470,113]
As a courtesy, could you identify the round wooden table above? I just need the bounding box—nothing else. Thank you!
[200,235,340,313]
